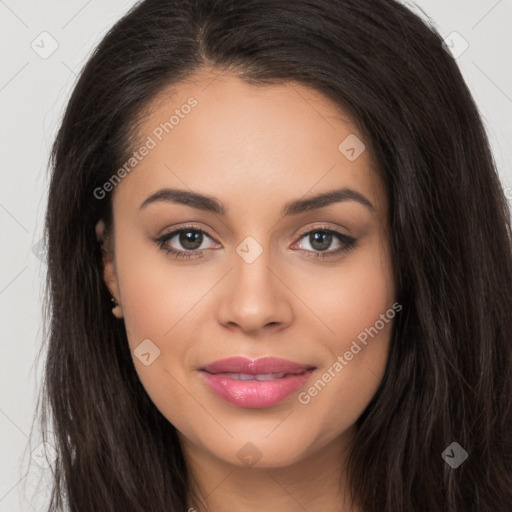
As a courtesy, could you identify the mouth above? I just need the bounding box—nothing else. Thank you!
[199,357,317,408]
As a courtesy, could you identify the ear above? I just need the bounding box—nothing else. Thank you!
[95,220,120,303]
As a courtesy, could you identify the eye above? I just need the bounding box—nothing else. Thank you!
[152,224,357,261]
[152,226,219,260]
[291,226,357,259]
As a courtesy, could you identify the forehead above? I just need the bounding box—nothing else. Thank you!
[114,70,387,220]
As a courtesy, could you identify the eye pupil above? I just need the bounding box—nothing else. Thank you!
[180,230,202,250]
[310,231,332,251]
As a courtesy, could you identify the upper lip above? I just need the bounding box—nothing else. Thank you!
[201,356,316,375]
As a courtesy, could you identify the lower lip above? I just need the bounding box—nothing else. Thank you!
[200,369,316,408]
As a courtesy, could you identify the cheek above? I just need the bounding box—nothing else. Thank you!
[296,318,392,448]
[112,237,201,430]
[112,231,214,415]
[293,233,395,351]
[113,231,197,346]
[291,236,395,431]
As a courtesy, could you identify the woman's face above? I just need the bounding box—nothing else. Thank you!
[98,69,396,468]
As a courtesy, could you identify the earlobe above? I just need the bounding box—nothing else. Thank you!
[95,220,122,318]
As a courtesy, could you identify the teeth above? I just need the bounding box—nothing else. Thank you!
[254,373,286,381]
[216,372,287,381]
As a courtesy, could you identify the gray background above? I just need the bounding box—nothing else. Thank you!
[1,1,511,510]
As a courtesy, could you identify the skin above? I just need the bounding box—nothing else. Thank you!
[97,68,396,512]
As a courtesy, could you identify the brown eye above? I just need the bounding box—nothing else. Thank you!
[153,226,220,259]
[292,227,357,259]
[177,230,204,250]
[308,231,334,251]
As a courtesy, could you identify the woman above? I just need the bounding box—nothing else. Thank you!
[38,0,512,510]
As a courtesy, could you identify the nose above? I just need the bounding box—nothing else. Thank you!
[216,247,294,336]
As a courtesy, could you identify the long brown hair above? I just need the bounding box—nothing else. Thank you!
[38,0,512,510]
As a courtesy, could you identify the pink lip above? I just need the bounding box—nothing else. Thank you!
[199,357,316,408]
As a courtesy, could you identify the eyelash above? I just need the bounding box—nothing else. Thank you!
[152,224,357,261]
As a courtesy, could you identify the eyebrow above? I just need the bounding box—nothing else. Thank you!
[139,186,375,216]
